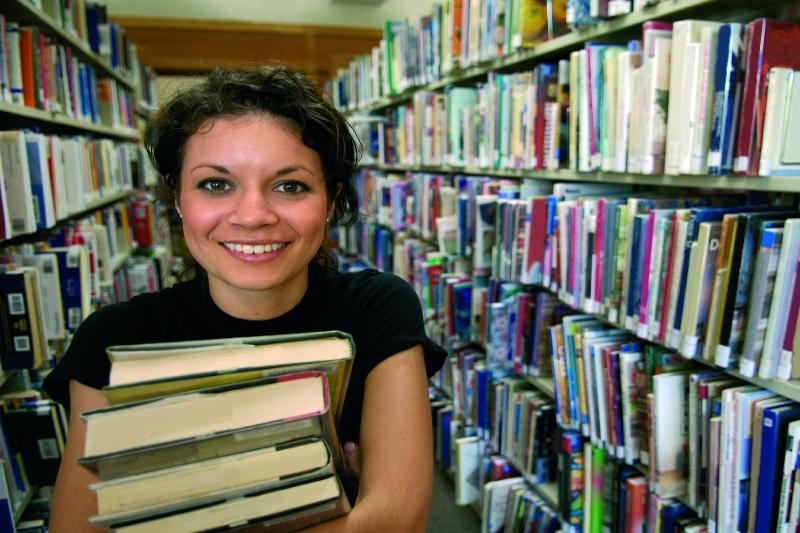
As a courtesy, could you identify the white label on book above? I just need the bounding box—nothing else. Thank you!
[709,521,716,533]
[716,345,731,368]
[681,336,699,358]
[777,350,793,380]
[625,316,636,331]
[7,293,24,315]
[764,417,774,428]
[734,156,748,172]
[759,160,771,176]
[637,323,648,339]
[609,309,618,324]
[13,336,30,352]
[68,307,81,329]
[707,151,722,168]
[37,438,59,460]
[739,359,756,377]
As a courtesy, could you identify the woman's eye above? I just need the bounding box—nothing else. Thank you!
[199,179,231,192]
[274,181,309,194]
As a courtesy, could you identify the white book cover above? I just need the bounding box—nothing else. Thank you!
[614,51,641,172]
[666,213,690,349]
[579,50,592,172]
[761,219,800,379]
[688,25,721,175]
[767,69,800,177]
[627,67,643,173]
[5,23,24,106]
[25,132,57,229]
[653,372,688,498]
[619,350,642,464]
[0,131,36,236]
[666,21,720,175]
[776,420,800,532]
[641,37,672,175]
[715,386,754,533]
[758,68,794,176]
[48,136,68,220]
[18,253,65,342]
[61,138,86,215]
[480,477,524,533]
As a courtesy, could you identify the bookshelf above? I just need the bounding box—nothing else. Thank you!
[346,0,790,114]
[361,162,800,193]
[3,0,135,90]
[0,1,167,527]
[333,0,800,529]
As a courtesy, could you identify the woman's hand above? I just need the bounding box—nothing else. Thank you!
[342,441,361,494]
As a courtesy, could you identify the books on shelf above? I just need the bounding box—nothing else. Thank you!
[345,15,800,180]
[80,331,356,531]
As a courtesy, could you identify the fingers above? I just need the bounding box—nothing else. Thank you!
[343,441,361,478]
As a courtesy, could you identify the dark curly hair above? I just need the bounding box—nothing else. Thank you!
[145,66,361,272]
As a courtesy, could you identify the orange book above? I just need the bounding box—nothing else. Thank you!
[18,27,36,108]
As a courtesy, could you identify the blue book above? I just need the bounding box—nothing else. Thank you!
[708,23,745,175]
[109,23,119,69]
[0,270,36,369]
[672,206,758,336]
[87,67,99,124]
[50,246,88,333]
[626,215,645,321]
[439,407,453,469]
[659,501,695,532]
[78,64,89,119]
[85,4,101,53]
[25,134,55,230]
[754,403,800,533]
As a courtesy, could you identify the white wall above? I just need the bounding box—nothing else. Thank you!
[102,0,437,28]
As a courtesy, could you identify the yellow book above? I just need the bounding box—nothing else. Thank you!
[101,330,354,420]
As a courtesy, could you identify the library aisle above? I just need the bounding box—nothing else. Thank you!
[428,469,481,533]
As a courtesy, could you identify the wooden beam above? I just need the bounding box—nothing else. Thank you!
[112,16,382,83]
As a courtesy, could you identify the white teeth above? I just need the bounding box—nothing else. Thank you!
[224,242,284,254]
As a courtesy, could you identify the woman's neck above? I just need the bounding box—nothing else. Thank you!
[207,268,309,321]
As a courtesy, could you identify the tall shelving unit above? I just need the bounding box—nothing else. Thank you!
[333,0,800,530]
[0,1,162,527]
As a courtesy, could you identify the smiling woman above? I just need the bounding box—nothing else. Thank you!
[43,66,446,533]
[177,116,333,319]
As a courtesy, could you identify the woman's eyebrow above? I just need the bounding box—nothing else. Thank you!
[275,165,318,178]
[190,163,230,174]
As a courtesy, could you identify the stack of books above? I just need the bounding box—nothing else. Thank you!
[78,330,355,532]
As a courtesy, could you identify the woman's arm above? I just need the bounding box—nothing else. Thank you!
[305,344,433,533]
[49,380,109,533]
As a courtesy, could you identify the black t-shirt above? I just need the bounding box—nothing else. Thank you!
[43,264,447,443]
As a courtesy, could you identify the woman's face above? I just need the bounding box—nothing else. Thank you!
[177,114,333,307]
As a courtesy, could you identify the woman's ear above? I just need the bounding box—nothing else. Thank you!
[327,183,343,222]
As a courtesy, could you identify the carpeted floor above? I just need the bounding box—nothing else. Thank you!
[426,467,481,533]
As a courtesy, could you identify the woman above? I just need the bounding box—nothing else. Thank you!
[44,66,446,532]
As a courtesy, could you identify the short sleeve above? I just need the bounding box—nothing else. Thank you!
[345,271,446,377]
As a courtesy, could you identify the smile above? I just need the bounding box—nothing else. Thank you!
[222,242,286,254]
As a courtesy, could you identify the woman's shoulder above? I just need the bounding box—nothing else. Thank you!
[321,267,413,298]
[90,279,202,323]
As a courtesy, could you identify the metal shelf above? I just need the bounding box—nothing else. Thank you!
[0,101,140,140]
[360,162,800,193]
[3,0,135,90]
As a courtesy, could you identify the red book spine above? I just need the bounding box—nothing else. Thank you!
[657,213,679,342]
[531,198,547,273]
[130,200,154,247]
[18,27,35,108]
[735,19,800,175]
